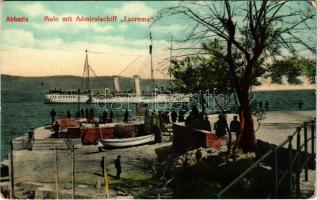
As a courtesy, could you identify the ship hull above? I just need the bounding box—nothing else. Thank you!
[44,94,190,104]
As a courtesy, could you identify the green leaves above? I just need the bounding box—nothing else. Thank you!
[268,56,315,84]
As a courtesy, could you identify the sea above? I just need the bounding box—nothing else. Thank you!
[1,89,316,160]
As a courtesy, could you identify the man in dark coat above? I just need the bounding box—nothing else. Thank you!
[101,156,105,176]
[67,110,71,118]
[50,109,56,123]
[178,109,185,122]
[27,128,34,150]
[123,109,129,123]
[115,155,121,179]
[109,110,114,123]
[230,115,241,138]
[171,110,177,123]
[80,108,84,118]
[102,110,107,123]
[52,121,60,138]
[214,114,227,137]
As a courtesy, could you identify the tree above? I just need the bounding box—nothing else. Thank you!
[268,56,315,84]
[155,0,315,153]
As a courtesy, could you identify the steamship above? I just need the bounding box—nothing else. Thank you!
[44,50,190,104]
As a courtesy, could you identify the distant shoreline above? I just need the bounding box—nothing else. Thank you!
[1,74,315,92]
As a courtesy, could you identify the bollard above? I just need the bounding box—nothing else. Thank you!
[288,136,293,195]
[303,123,308,181]
[296,127,301,198]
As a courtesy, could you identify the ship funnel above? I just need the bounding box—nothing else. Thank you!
[134,75,141,96]
[113,75,120,94]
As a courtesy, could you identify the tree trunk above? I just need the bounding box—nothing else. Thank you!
[236,90,257,153]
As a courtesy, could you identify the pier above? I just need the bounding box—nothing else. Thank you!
[1,111,316,198]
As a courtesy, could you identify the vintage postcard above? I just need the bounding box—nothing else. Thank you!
[0,1,316,199]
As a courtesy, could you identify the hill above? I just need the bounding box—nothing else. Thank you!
[0,74,169,92]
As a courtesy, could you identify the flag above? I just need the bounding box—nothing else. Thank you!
[149,45,152,55]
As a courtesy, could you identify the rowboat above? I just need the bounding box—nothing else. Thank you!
[98,134,155,147]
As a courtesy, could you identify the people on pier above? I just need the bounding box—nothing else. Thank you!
[265,100,270,112]
[298,100,304,110]
[102,110,108,123]
[185,105,199,127]
[27,128,34,150]
[85,108,89,118]
[109,110,114,123]
[178,109,185,122]
[201,115,211,132]
[123,109,129,123]
[52,121,60,138]
[158,111,165,132]
[163,111,170,124]
[152,110,159,126]
[67,110,71,118]
[214,114,228,138]
[50,109,56,124]
[171,110,178,123]
[89,108,95,121]
[75,110,80,119]
[80,108,85,118]
[259,101,263,112]
[101,156,105,176]
[114,155,121,179]
[230,115,241,139]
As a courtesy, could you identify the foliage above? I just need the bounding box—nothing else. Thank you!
[268,56,315,84]
[170,42,231,94]
[155,1,315,153]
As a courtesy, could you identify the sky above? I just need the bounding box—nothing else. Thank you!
[0,1,315,79]
[0,1,191,78]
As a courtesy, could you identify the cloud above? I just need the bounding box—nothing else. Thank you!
[0,29,35,47]
[109,2,156,17]
[151,24,188,34]
[16,2,54,17]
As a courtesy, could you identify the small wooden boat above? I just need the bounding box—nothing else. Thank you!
[99,134,155,147]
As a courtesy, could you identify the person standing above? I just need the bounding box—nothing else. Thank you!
[50,109,56,123]
[214,114,228,137]
[67,110,71,118]
[27,128,34,150]
[264,100,270,112]
[85,108,89,118]
[171,110,178,123]
[298,100,304,110]
[114,155,121,179]
[101,156,105,176]
[123,109,129,123]
[80,108,85,118]
[102,110,108,123]
[259,101,263,112]
[109,110,114,123]
[201,115,211,131]
[178,109,185,122]
[52,121,60,138]
[230,116,241,139]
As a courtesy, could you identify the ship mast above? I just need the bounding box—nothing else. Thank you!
[82,49,91,92]
[169,35,173,91]
[149,32,155,93]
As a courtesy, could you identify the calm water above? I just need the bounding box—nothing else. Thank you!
[1,89,315,160]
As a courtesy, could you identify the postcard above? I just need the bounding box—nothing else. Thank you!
[0,1,316,199]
